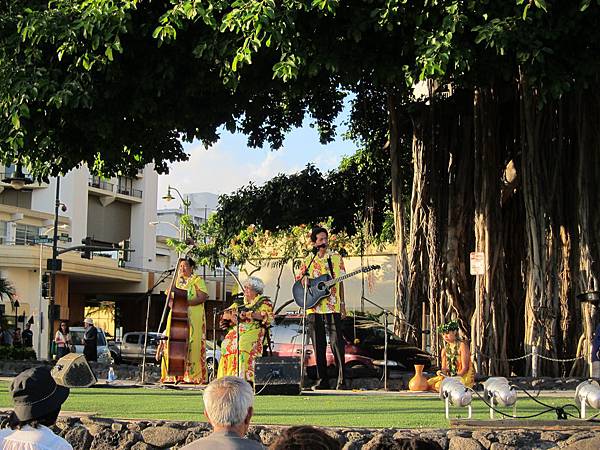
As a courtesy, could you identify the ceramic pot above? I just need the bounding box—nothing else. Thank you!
[408,364,429,391]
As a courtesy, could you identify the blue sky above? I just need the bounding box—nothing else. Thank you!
[157,116,357,209]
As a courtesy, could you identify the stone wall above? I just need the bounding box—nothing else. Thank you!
[0,415,593,450]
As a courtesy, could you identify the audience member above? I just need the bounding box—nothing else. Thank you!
[0,325,13,346]
[181,376,264,449]
[270,426,340,450]
[13,328,22,347]
[0,366,72,449]
[22,323,33,348]
[83,318,97,362]
[54,322,71,359]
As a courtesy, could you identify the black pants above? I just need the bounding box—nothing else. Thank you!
[307,312,345,387]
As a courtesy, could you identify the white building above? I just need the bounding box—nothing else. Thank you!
[0,164,159,358]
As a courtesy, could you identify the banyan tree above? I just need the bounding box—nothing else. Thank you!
[3,1,600,376]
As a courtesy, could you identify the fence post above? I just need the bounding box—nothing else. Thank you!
[532,346,539,378]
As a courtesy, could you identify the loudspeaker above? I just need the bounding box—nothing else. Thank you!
[254,356,301,395]
[51,353,97,388]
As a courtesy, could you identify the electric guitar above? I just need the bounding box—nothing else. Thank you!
[292,265,380,309]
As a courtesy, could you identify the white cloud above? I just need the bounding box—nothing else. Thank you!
[157,141,320,209]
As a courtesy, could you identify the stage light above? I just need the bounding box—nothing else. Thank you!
[440,377,472,419]
[575,380,600,418]
[483,377,517,419]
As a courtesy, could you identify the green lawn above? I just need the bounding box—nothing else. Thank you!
[0,382,578,428]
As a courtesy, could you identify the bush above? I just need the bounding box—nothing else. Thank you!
[0,345,37,360]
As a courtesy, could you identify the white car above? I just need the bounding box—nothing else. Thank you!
[68,326,112,364]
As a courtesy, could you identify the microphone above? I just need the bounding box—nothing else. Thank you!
[312,243,327,254]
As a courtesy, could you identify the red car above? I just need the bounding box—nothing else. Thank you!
[268,313,433,379]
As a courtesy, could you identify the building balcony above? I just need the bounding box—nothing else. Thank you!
[117,186,143,199]
[88,177,142,205]
[88,176,115,192]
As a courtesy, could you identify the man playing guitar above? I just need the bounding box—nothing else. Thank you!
[297,226,347,390]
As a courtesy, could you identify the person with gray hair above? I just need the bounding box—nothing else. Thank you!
[181,376,264,449]
[217,277,273,383]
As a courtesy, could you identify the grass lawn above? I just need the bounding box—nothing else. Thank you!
[0,382,578,428]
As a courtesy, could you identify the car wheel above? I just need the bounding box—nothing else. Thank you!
[207,358,218,382]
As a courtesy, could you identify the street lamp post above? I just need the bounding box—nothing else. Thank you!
[48,177,61,359]
[14,300,19,332]
[162,185,190,241]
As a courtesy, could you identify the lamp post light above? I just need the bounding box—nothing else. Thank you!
[162,185,190,241]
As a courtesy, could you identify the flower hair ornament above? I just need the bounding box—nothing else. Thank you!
[437,320,459,334]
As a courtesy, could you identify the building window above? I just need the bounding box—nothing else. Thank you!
[15,224,40,246]
[0,222,6,244]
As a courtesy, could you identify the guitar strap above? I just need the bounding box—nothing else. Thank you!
[327,255,336,279]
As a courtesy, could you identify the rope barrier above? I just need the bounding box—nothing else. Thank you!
[478,351,583,363]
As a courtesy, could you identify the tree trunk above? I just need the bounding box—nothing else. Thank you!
[471,85,510,375]
[388,91,413,343]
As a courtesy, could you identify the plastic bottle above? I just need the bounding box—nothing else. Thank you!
[107,366,116,383]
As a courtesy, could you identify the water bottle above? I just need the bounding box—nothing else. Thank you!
[107,366,116,383]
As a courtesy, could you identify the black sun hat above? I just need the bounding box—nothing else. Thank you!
[10,366,70,421]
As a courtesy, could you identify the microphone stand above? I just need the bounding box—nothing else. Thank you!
[299,249,319,392]
[361,296,394,391]
[212,307,218,381]
[140,268,175,384]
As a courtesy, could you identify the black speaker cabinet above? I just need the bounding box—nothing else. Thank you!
[254,356,301,395]
[51,353,97,388]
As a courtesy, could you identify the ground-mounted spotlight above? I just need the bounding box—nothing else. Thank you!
[575,380,600,418]
[483,377,517,419]
[440,377,472,419]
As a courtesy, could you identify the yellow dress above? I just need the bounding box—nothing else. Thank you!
[217,295,274,383]
[161,274,207,384]
[427,341,475,392]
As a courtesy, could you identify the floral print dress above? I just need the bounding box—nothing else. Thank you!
[217,295,274,383]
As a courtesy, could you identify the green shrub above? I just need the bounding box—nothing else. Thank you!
[0,345,37,360]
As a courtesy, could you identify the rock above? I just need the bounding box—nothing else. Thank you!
[343,430,371,450]
[131,443,158,450]
[419,430,449,449]
[141,426,189,448]
[363,431,400,450]
[490,444,516,450]
[63,425,93,450]
[563,432,597,446]
[449,436,484,450]
[562,435,600,450]
[393,430,418,441]
[112,422,124,432]
[540,431,568,443]
[472,431,495,448]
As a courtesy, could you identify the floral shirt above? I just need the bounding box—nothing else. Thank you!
[298,252,346,315]
[228,295,274,332]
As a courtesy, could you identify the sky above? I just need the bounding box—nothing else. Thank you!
[157,117,357,210]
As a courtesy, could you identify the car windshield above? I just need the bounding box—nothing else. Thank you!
[70,330,107,346]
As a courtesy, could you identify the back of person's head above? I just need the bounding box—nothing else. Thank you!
[203,376,253,426]
[270,426,341,450]
[7,366,69,429]
[396,438,444,450]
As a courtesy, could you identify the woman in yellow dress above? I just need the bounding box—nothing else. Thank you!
[427,320,475,392]
[160,258,208,384]
[217,277,274,384]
